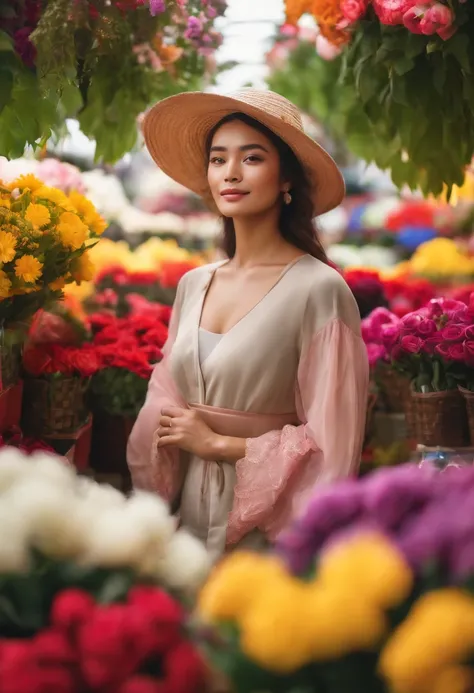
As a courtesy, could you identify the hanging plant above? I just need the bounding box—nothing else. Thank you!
[284,0,474,196]
[0,0,226,162]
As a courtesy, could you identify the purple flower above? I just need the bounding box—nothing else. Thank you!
[149,0,166,15]
[362,464,435,531]
[184,16,203,40]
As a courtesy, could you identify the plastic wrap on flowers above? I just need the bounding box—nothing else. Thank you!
[196,463,474,693]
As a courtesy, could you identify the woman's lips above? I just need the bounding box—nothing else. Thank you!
[220,191,249,202]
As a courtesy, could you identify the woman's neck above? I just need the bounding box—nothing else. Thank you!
[230,211,297,269]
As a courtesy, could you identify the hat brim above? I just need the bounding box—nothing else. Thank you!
[143,91,345,217]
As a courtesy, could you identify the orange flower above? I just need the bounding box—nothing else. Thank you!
[285,0,314,24]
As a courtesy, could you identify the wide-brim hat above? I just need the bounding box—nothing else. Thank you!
[143,88,345,217]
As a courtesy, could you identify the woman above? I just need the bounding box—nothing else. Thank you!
[127,89,369,560]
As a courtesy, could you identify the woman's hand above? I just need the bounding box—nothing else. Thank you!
[157,407,219,460]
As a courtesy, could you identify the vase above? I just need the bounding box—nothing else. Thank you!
[21,376,91,437]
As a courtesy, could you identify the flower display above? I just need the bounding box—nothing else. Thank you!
[0,1,226,162]
[0,175,105,327]
[197,463,474,692]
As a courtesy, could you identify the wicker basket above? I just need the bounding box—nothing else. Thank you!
[459,386,474,445]
[376,363,411,414]
[21,376,90,437]
[410,388,469,447]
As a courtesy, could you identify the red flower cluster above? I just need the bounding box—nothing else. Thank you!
[23,344,101,379]
[383,276,436,317]
[159,261,199,289]
[95,261,199,291]
[90,311,169,379]
[385,200,439,232]
[0,427,55,455]
[0,587,207,693]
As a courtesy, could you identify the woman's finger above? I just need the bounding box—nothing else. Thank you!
[161,406,183,418]
[157,426,174,437]
[159,416,173,428]
[157,434,180,447]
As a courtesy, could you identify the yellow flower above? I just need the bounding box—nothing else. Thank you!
[49,276,67,291]
[69,191,107,235]
[0,231,17,263]
[0,198,10,209]
[72,251,95,282]
[285,0,314,24]
[34,185,73,209]
[57,212,89,250]
[9,174,43,192]
[432,666,474,693]
[14,255,43,283]
[25,203,51,228]
[198,552,289,622]
[0,270,12,298]
[379,589,474,693]
[240,581,318,673]
[317,533,413,609]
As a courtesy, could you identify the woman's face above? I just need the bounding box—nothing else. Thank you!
[207,119,287,218]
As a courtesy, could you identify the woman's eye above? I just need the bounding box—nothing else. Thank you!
[209,156,225,165]
[245,155,262,163]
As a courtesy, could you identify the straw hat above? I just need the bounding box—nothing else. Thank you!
[143,88,345,217]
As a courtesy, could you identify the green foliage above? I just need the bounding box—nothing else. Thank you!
[267,7,474,196]
[90,366,149,417]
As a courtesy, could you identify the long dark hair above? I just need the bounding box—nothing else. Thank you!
[205,113,329,263]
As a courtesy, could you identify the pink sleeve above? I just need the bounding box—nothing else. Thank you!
[227,317,369,545]
[127,280,187,498]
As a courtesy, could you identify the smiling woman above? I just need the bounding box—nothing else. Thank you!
[127,89,369,561]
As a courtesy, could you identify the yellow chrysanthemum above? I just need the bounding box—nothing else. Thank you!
[431,666,474,693]
[69,191,107,235]
[9,174,43,192]
[0,231,17,264]
[379,589,474,693]
[72,251,95,282]
[33,185,73,209]
[25,203,51,229]
[0,198,10,209]
[198,552,289,622]
[317,533,413,609]
[49,276,67,291]
[0,270,12,298]
[14,255,43,283]
[57,211,89,250]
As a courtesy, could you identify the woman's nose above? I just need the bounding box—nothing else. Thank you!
[224,159,242,183]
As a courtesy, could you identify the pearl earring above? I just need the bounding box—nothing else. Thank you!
[283,191,292,205]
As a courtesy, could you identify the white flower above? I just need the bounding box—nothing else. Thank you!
[154,529,211,592]
[82,492,176,571]
[75,476,125,508]
[0,505,30,573]
[28,452,77,491]
[0,447,30,494]
[4,479,89,561]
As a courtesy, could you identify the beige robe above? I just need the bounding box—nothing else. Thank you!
[127,255,369,560]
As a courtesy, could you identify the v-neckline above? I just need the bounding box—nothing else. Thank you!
[193,254,308,403]
[198,254,309,337]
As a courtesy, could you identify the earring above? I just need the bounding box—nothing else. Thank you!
[283,191,292,205]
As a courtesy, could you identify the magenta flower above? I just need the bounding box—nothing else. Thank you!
[149,0,166,15]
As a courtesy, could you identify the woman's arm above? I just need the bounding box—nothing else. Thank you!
[210,434,247,463]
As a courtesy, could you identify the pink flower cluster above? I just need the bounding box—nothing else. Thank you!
[340,0,456,40]
[362,307,400,367]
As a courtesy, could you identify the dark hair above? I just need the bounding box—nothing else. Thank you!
[205,113,329,263]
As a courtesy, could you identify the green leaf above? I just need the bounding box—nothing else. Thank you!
[393,55,415,76]
[0,69,13,111]
[0,30,13,51]
[445,32,471,73]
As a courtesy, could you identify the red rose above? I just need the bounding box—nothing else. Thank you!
[94,324,121,345]
[141,325,169,348]
[23,345,52,377]
[464,340,474,365]
[435,343,451,360]
[163,641,207,693]
[117,676,159,693]
[417,318,437,337]
[400,313,424,334]
[447,343,465,362]
[422,332,442,354]
[441,325,466,343]
[141,345,163,363]
[400,335,423,354]
[33,631,75,666]
[341,0,368,22]
[51,589,95,634]
[89,313,117,334]
[465,325,474,340]
[127,587,183,651]
[69,348,101,377]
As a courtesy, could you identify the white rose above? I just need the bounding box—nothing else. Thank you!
[75,476,125,508]
[154,529,210,592]
[0,504,30,573]
[28,452,77,491]
[82,491,175,571]
[0,447,30,494]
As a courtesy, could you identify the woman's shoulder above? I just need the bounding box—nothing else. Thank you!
[299,256,361,331]
[176,261,225,297]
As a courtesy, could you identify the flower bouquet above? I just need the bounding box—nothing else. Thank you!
[385,297,474,445]
[197,462,474,693]
[0,0,226,162]
[0,174,104,388]
[0,445,210,692]
[284,0,474,196]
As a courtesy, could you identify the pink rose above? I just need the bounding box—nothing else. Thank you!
[373,0,415,25]
[420,3,455,37]
[400,335,423,354]
[464,325,474,340]
[417,318,437,337]
[367,343,386,367]
[441,325,466,342]
[463,340,474,365]
[341,0,369,22]
[403,4,426,33]
[423,333,442,354]
[315,34,343,60]
[381,323,401,349]
[435,343,451,360]
[448,307,471,324]
[400,312,423,332]
[447,343,465,362]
